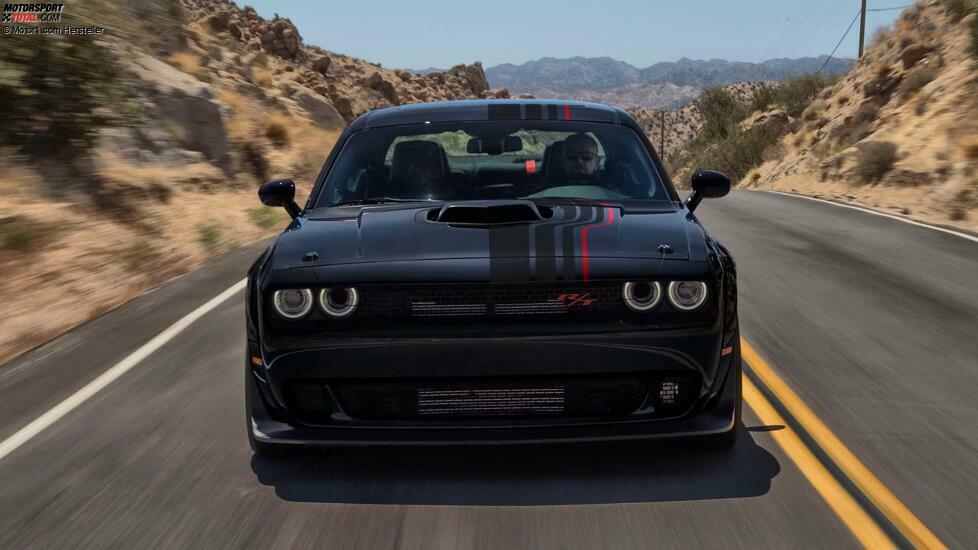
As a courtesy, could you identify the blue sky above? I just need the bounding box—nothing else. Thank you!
[243,0,906,69]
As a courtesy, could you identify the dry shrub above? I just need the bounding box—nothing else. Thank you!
[167,52,211,82]
[253,68,273,87]
[962,135,978,161]
[835,94,850,106]
[802,100,826,122]
[263,115,291,148]
[855,141,899,182]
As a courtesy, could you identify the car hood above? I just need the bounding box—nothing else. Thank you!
[271,203,707,272]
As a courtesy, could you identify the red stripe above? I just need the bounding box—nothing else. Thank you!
[525,159,536,173]
[564,104,571,120]
[580,207,615,281]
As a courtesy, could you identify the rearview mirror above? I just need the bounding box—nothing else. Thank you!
[685,170,730,212]
[258,179,301,218]
[466,136,523,155]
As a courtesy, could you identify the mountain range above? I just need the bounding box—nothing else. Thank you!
[473,56,854,108]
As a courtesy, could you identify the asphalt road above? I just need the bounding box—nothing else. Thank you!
[0,190,975,548]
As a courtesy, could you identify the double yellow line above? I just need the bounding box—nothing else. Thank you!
[740,338,946,549]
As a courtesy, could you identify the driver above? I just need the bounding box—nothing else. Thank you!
[561,133,600,185]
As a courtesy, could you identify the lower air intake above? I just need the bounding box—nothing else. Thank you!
[331,376,651,421]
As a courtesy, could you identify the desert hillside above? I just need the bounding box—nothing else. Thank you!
[628,82,775,161]
[0,0,492,363]
[744,0,978,229]
[664,0,977,230]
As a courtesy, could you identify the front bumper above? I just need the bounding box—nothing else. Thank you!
[248,329,740,447]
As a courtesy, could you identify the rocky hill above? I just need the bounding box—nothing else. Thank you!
[485,56,853,108]
[743,0,978,230]
[628,82,775,161]
[0,0,492,363]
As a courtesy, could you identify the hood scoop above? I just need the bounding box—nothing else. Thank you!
[427,201,553,225]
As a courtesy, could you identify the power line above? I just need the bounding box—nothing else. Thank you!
[867,4,912,11]
[819,9,862,73]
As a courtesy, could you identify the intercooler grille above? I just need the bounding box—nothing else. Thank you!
[325,376,653,421]
[356,283,625,321]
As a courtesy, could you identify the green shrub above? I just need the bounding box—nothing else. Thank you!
[855,142,899,182]
[247,207,284,230]
[944,0,978,22]
[197,224,223,251]
[748,74,836,118]
[0,219,33,250]
[696,87,748,141]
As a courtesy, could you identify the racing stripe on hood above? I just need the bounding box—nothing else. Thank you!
[561,206,601,281]
[532,205,579,282]
[489,223,532,282]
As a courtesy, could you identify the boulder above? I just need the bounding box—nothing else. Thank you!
[312,56,331,75]
[900,44,931,70]
[740,109,789,132]
[364,71,399,104]
[129,53,233,176]
[205,11,229,33]
[490,88,510,99]
[293,90,345,128]
[258,18,306,61]
[863,70,902,98]
[227,20,242,40]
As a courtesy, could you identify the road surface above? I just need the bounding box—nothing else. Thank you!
[0,190,974,548]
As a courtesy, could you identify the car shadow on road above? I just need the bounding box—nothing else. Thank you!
[250,426,781,505]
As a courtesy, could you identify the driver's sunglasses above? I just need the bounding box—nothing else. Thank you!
[565,153,596,162]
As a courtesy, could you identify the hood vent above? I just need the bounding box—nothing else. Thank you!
[428,201,553,225]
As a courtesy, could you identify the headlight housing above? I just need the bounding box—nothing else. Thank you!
[667,281,708,311]
[272,288,314,319]
[319,287,359,318]
[622,281,662,312]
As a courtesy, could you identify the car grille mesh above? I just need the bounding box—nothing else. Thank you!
[356,283,625,321]
[328,376,652,421]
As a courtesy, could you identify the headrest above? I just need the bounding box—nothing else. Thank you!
[542,140,566,179]
[390,140,449,198]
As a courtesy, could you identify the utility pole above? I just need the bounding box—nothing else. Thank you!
[858,0,867,58]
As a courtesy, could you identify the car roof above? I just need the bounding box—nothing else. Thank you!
[351,99,637,130]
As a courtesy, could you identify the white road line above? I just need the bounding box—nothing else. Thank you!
[757,190,978,243]
[0,279,247,462]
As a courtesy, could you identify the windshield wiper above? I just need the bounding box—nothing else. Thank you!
[330,197,438,207]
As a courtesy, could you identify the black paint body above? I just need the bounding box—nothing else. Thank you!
[245,100,740,449]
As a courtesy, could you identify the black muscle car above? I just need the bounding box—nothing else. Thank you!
[245,99,740,455]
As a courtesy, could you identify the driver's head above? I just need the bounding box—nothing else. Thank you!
[561,133,599,181]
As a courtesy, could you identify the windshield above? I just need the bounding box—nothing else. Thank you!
[315,121,670,207]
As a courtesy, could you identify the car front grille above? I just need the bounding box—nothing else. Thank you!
[356,283,626,321]
[285,374,700,424]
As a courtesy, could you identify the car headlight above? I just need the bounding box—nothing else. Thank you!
[319,287,359,318]
[622,281,662,312]
[272,288,314,319]
[667,281,708,311]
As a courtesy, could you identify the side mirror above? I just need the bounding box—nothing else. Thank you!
[685,170,731,212]
[258,179,300,218]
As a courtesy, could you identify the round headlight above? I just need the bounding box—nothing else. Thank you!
[622,281,662,312]
[667,281,708,311]
[318,287,359,318]
[272,288,313,319]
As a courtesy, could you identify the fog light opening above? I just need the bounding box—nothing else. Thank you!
[658,379,681,407]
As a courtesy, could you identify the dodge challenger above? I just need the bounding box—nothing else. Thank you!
[245,99,740,455]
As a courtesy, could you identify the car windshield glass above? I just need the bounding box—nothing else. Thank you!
[315,121,670,207]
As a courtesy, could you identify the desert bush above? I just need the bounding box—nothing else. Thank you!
[264,117,291,148]
[239,140,269,181]
[167,53,211,83]
[197,224,223,251]
[802,100,827,122]
[696,87,748,141]
[0,37,132,161]
[855,141,899,182]
[247,207,285,230]
[750,74,837,118]
[900,67,938,99]
[944,0,978,21]
[253,68,273,87]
